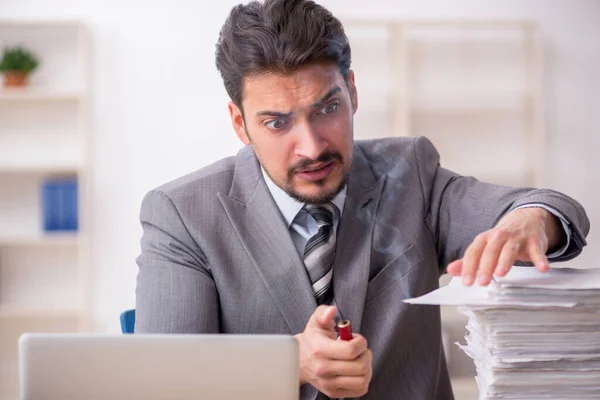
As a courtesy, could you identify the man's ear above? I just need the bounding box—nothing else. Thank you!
[228,101,251,145]
[347,69,358,114]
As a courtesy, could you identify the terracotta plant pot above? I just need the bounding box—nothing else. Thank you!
[3,71,28,88]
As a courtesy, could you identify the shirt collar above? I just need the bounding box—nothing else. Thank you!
[261,167,346,227]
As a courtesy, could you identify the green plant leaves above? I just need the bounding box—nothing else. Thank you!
[0,46,40,74]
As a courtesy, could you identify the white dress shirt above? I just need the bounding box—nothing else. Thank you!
[261,168,571,259]
[261,167,346,255]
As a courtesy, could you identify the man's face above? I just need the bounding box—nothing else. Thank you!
[229,62,358,204]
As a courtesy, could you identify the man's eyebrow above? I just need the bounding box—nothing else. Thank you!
[312,86,341,108]
[255,110,293,118]
[255,86,342,117]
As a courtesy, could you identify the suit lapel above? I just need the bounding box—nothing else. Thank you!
[333,147,386,333]
[218,145,384,335]
[218,147,316,334]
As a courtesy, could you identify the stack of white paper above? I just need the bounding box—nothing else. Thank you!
[405,267,600,399]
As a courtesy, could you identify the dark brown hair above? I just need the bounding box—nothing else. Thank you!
[215,0,351,109]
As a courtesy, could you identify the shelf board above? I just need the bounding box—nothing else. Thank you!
[0,19,84,28]
[0,306,81,319]
[0,233,81,247]
[0,87,83,102]
[0,164,82,174]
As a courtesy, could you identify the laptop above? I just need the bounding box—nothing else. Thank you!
[19,333,299,400]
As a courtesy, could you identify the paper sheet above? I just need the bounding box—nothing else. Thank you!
[403,266,589,307]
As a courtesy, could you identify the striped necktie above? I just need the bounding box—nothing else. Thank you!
[303,203,337,305]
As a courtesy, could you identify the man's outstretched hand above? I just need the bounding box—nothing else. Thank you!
[446,207,566,286]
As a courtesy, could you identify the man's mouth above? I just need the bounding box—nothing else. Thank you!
[297,161,333,173]
[295,161,335,182]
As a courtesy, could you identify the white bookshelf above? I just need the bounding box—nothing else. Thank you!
[344,19,544,188]
[0,20,92,400]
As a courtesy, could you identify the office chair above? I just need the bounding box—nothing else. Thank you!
[120,309,136,334]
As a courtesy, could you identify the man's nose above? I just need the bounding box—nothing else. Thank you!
[294,122,327,160]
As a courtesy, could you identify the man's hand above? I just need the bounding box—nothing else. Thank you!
[446,207,566,286]
[294,305,372,398]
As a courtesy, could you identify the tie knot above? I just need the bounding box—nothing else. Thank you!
[304,203,335,227]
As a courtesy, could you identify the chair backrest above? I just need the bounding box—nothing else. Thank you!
[120,309,136,334]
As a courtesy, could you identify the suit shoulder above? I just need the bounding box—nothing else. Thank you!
[149,155,236,201]
[355,136,439,165]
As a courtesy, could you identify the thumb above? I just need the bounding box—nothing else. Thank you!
[307,305,337,331]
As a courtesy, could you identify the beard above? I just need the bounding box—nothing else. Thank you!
[282,151,349,204]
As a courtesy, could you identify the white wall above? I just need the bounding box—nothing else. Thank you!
[1,0,598,332]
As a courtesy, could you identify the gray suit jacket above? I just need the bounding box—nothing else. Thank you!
[135,136,589,400]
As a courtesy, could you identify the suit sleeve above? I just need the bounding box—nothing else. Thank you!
[135,190,219,333]
[413,136,590,272]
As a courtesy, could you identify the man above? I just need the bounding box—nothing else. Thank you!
[135,1,590,399]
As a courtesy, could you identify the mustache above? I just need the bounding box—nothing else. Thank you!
[288,152,343,178]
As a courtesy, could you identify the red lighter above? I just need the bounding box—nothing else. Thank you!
[337,319,353,341]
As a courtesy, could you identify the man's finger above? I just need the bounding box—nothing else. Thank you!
[446,260,462,276]
[477,231,508,285]
[494,241,519,277]
[314,354,371,378]
[528,242,550,272]
[323,376,370,398]
[324,334,368,361]
[461,235,487,286]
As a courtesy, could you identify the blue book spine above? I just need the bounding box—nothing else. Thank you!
[57,180,66,231]
[65,179,78,231]
[73,180,79,231]
[42,181,56,232]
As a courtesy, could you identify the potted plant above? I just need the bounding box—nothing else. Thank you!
[0,46,40,88]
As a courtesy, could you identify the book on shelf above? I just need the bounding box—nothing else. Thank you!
[41,177,78,232]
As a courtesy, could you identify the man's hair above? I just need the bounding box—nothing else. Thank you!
[215,0,352,108]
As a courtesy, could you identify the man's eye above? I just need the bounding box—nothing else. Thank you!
[265,119,286,130]
[319,103,339,115]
